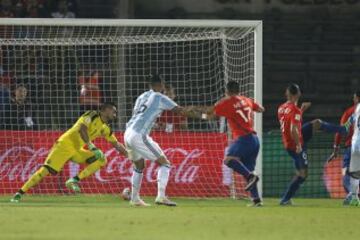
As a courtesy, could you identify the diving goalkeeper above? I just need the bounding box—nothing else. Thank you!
[11,102,128,202]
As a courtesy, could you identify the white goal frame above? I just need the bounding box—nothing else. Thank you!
[0,18,263,198]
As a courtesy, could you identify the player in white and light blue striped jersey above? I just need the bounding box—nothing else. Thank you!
[124,74,199,207]
[344,102,360,206]
[126,86,178,136]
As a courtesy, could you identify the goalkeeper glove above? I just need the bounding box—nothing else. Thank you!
[88,142,105,159]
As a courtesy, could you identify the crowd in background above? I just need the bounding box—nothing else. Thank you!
[0,0,78,18]
[0,67,106,131]
[0,0,100,131]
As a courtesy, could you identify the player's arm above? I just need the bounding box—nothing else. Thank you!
[290,111,302,154]
[327,110,348,163]
[153,121,166,131]
[185,102,224,120]
[105,132,128,157]
[200,97,265,120]
[111,141,128,157]
[301,102,311,113]
[291,122,302,154]
[250,99,265,113]
[79,123,104,159]
[200,106,217,120]
[255,105,265,113]
[198,97,229,120]
[172,106,203,119]
[79,123,91,144]
[159,94,203,119]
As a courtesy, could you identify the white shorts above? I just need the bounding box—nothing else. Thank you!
[124,129,165,162]
[350,147,360,173]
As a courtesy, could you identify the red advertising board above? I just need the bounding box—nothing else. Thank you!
[323,157,347,199]
[0,131,243,197]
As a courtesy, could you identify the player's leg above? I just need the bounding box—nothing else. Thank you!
[224,136,259,193]
[155,156,176,206]
[242,135,262,206]
[66,148,107,193]
[301,119,346,149]
[301,122,314,146]
[10,166,50,202]
[280,150,308,205]
[11,142,72,202]
[134,134,176,206]
[130,158,148,206]
[309,119,347,135]
[345,149,360,206]
[346,172,360,206]
[342,147,351,195]
[125,131,150,206]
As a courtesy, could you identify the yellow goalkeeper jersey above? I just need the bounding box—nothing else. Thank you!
[57,111,118,149]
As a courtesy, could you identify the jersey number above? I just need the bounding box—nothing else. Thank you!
[136,104,147,115]
[236,107,252,122]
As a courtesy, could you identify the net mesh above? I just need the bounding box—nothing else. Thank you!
[0,21,257,198]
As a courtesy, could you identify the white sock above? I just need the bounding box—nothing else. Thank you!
[131,169,143,201]
[157,165,171,199]
[350,176,360,199]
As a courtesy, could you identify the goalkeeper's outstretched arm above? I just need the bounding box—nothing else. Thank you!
[80,123,128,157]
[79,124,91,144]
[79,124,104,159]
[110,140,128,157]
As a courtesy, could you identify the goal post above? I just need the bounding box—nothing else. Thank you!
[254,21,263,198]
[0,18,262,198]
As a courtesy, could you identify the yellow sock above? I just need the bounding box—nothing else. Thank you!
[21,167,49,193]
[78,160,105,180]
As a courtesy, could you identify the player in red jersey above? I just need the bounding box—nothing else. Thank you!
[278,84,347,205]
[202,81,265,207]
[327,92,360,194]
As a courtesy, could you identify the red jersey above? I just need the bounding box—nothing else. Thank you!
[278,102,303,151]
[157,110,186,132]
[214,95,260,139]
[334,105,355,147]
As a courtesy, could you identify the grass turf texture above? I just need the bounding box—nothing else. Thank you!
[0,196,359,240]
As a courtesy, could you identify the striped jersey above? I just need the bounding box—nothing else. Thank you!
[126,90,178,135]
[351,103,360,154]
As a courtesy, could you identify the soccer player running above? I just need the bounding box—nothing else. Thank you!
[125,75,199,207]
[11,102,128,202]
[202,81,265,207]
[278,84,347,205]
[327,92,360,194]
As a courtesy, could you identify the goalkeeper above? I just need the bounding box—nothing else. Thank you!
[11,102,128,202]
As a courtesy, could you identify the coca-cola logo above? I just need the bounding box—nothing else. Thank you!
[0,146,48,181]
[0,146,203,184]
[95,147,202,184]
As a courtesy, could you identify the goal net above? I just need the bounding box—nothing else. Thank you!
[0,19,262,198]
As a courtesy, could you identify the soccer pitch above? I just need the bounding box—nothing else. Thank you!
[0,196,359,240]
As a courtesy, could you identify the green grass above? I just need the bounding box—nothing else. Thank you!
[0,196,359,240]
